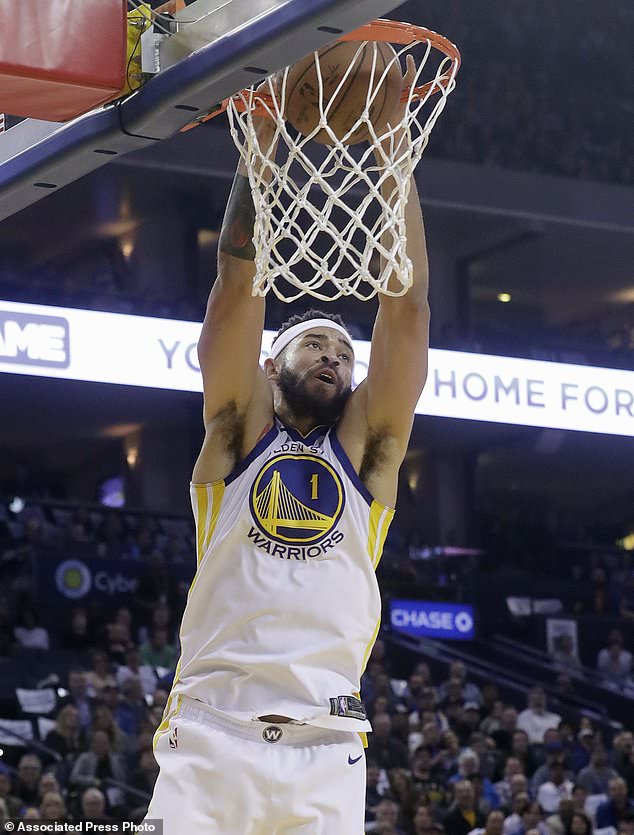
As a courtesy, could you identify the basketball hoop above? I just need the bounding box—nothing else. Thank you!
[226,19,460,302]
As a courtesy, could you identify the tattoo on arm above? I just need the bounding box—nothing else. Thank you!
[219,173,256,261]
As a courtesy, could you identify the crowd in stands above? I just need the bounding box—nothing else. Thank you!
[358,650,634,835]
[0,494,633,830]
[419,0,634,187]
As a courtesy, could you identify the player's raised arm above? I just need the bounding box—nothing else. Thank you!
[368,63,431,424]
[197,116,277,422]
[193,114,278,482]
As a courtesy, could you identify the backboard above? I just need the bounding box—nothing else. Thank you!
[0,0,405,222]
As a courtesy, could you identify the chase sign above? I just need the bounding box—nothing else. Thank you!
[390,600,475,640]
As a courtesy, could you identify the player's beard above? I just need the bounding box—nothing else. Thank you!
[277,363,351,426]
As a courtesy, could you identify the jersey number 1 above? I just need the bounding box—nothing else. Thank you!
[310,473,319,500]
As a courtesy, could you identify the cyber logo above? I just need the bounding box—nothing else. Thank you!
[55,559,92,599]
[249,454,344,545]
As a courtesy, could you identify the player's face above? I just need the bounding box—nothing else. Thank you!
[277,328,354,424]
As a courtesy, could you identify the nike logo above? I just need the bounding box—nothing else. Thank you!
[348,754,363,765]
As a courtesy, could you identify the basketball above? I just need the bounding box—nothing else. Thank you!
[283,40,403,145]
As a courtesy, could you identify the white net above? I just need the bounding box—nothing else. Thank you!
[227,26,459,301]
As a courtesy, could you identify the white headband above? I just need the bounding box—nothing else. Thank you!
[269,319,354,359]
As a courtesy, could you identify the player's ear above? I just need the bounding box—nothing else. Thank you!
[264,357,279,380]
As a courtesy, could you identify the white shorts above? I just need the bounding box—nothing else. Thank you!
[144,696,367,834]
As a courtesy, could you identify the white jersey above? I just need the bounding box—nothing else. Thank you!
[168,419,393,733]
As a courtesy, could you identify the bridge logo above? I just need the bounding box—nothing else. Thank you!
[250,454,344,545]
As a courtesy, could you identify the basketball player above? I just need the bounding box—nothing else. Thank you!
[145,59,428,834]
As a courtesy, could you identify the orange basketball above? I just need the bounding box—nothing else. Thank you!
[284,40,403,145]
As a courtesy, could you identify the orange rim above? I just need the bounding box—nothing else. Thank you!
[180,18,460,131]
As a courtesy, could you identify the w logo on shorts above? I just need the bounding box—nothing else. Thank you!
[262,726,283,743]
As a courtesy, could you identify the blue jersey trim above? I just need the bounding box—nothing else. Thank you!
[279,421,329,445]
[225,424,279,486]
[329,430,374,507]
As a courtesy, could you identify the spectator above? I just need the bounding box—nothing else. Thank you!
[366,797,407,834]
[13,607,49,650]
[115,676,147,738]
[468,809,506,835]
[437,730,462,777]
[14,754,42,806]
[100,621,133,665]
[129,746,159,798]
[563,812,593,835]
[139,628,177,671]
[577,747,619,795]
[62,669,93,729]
[117,645,157,697]
[469,733,498,782]
[44,704,83,764]
[412,803,441,835]
[620,744,634,798]
[69,730,127,791]
[572,730,597,773]
[136,604,175,649]
[100,684,122,714]
[481,701,506,737]
[595,778,634,829]
[411,746,450,810]
[492,709,520,754]
[0,797,6,825]
[443,781,486,835]
[517,689,562,745]
[36,773,61,806]
[39,791,67,823]
[508,800,546,835]
[388,768,423,828]
[612,732,633,773]
[90,702,130,758]
[367,713,410,771]
[412,688,450,733]
[597,632,632,689]
[0,764,22,818]
[511,730,539,777]
[86,651,117,697]
[366,759,384,819]
[545,797,575,835]
[532,742,574,795]
[510,776,531,804]
[504,793,531,834]
[457,705,485,746]
[495,758,525,808]
[537,759,574,814]
[61,606,95,652]
[481,684,501,717]
[449,751,500,810]
[439,662,483,706]
[570,785,589,818]
[78,787,112,822]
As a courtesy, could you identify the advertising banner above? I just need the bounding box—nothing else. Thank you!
[0,299,632,436]
[390,599,476,640]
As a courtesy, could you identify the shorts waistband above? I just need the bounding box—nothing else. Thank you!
[179,697,350,747]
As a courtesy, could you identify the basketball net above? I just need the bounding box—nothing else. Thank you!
[227,23,460,302]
